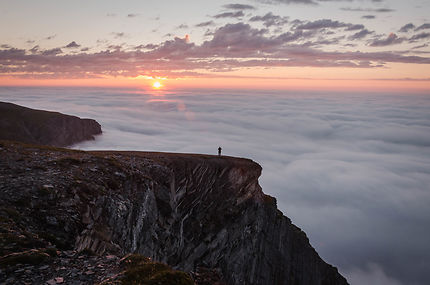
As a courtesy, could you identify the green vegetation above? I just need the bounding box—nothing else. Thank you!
[121,254,194,285]
[0,207,21,222]
[54,156,85,167]
[0,249,50,267]
[37,231,69,250]
[79,248,97,256]
[146,271,195,285]
[14,196,32,207]
[0,232,44,252]
[37,186,51,196]
[122,254,152,267]
[42,247,58,257]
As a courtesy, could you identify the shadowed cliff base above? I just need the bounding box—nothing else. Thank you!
[0,141,348,284]
[0,102,102,147]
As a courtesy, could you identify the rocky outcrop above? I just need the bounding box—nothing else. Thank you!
[0,102,102,147]
[0,141,348,285]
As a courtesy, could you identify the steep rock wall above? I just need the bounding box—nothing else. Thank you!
[0,142,348,285]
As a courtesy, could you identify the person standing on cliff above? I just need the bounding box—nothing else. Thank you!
[218,146,222,156]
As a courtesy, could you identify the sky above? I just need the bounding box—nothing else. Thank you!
[1,87,429,285]
[0,0,429,91]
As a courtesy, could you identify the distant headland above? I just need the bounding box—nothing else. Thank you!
[0,101,102,147]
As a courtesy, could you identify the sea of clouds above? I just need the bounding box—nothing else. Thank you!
[1,86,429,285]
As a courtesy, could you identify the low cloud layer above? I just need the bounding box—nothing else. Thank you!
[1,87,429,285]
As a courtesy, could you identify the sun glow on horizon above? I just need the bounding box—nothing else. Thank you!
[153,81,162,89]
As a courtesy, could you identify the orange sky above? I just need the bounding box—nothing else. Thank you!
[1,75,429,93]
[1,60,429,92]
[1,0,429,93]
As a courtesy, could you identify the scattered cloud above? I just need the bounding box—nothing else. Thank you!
[41,47,62,56]
[223,3,256,10]
[213,11,245,19]
[112,32,126,39]
[135,43,158,50]
[349,29,373,40]
[177,24,189,29]
[371,8,393,12]
[64,41,81,49]
[399,23,416,33]
[370,33,404,47]
[44,35,56,40]
[345,24,365,31]
[96,39,109,45]
[415,23,430,31]
[256,0,387,5]
[107,44,123,50]
[341,7,395,13]
[295,19,363,31]
[409,32,430,41]
[249,12,289,27]
[195,21,215,27]
[321,0,384,1]
[0,19,429,79]
[255,0,317,5]
[29,45,39,53]
[412,43,429,49]
[362,15,376,19]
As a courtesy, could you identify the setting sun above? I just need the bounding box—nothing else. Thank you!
[153,81,162,89]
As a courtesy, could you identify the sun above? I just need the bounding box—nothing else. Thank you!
[153,81,162,89]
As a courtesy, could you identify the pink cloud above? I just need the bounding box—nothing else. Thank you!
[0,23,429,79]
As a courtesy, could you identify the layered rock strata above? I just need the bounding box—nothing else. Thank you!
[0,141,348,284]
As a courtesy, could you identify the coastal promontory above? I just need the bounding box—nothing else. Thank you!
[0,101,101,147]
[0,140,348,284]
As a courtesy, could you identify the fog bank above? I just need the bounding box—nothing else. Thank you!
[1,87,429,285]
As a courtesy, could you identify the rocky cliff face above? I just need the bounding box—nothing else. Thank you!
[0,141,348,285]
[0,102,102,147]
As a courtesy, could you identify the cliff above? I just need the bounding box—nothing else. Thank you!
[0,140,348,284]
[0,102,102,147]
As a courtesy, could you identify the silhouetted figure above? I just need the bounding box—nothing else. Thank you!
[218,146,222,156]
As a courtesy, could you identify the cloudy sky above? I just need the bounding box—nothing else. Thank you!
[0,0,429,91]
[1,87,429,285]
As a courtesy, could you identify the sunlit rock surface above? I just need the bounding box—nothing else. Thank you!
[0,141,348,284]
[0,102,101,147]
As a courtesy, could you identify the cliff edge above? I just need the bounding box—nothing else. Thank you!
[0,102,102,147]
[0,141,348,284]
